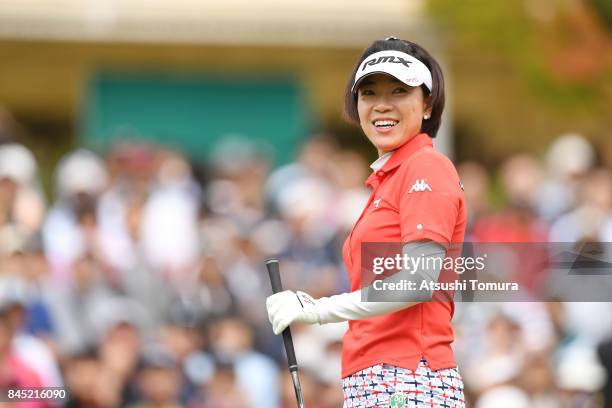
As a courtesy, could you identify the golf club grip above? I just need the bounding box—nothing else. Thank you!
[266,259,299,371]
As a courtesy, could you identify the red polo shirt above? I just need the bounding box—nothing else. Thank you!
[341,132,467,377]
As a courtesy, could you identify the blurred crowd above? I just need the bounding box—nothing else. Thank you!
[1,110,612,407]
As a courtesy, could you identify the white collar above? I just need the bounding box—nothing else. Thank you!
[370,151,393,172]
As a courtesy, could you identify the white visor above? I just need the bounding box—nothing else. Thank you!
[351,50,433,94]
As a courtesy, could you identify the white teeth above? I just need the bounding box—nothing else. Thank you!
[374,120,398,127]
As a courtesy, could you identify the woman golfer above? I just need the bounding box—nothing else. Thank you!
[267,37,467,407]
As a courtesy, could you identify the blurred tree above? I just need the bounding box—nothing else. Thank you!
[426,0,611,160]
[590,0,612,29]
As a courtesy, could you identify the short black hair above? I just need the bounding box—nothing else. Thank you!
[343,38,445,138]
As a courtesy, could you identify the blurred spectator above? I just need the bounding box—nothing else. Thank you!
[196,359,250,408]
[598,338,612,408]
[42,149,109,283]
[180,255,236,322]
[0,144,46,249]
[279,368,324,408]
[550,168,612,242]
[465,313,525,396]
[476,385,531,408]
[98,319,143,405]
[293,323,345,407]
[470,153,549,243]
[208,137,270,226]
[500,154,544,209]
[208,316,280,407]
[265,135,338,204]
[457,161,492,229]
[517,352,559,407]
[157,309,207,404]
[128,347,183,408]
[63,349,122,408]
[62,350,100,407]
[0,301,48,408]
[140,151,201,284]
[538,133,595,221]
[556,341,606,407]
[0,108,609,408]
[45,253,117,354]
[0,276,62,388]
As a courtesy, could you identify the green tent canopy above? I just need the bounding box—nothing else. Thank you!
[80,72,311,164]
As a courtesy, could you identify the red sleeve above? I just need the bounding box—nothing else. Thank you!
[398,150,462,245]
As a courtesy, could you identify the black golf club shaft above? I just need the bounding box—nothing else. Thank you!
[266,259,305,408]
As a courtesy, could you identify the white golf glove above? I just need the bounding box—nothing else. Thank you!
[265,241,447,335]
[266,288,424,335]
[266,290,321,335]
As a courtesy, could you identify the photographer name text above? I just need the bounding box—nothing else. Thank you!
[372,279,519,292]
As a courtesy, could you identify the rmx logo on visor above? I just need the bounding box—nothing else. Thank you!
[361,55,412,71]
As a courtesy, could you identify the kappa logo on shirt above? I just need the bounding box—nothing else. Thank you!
[373,198,382,208]
[408,179,432,193]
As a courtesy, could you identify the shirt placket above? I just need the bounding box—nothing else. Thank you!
[346,170,386,269]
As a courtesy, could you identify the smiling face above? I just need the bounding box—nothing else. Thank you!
[357,73,431,156]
